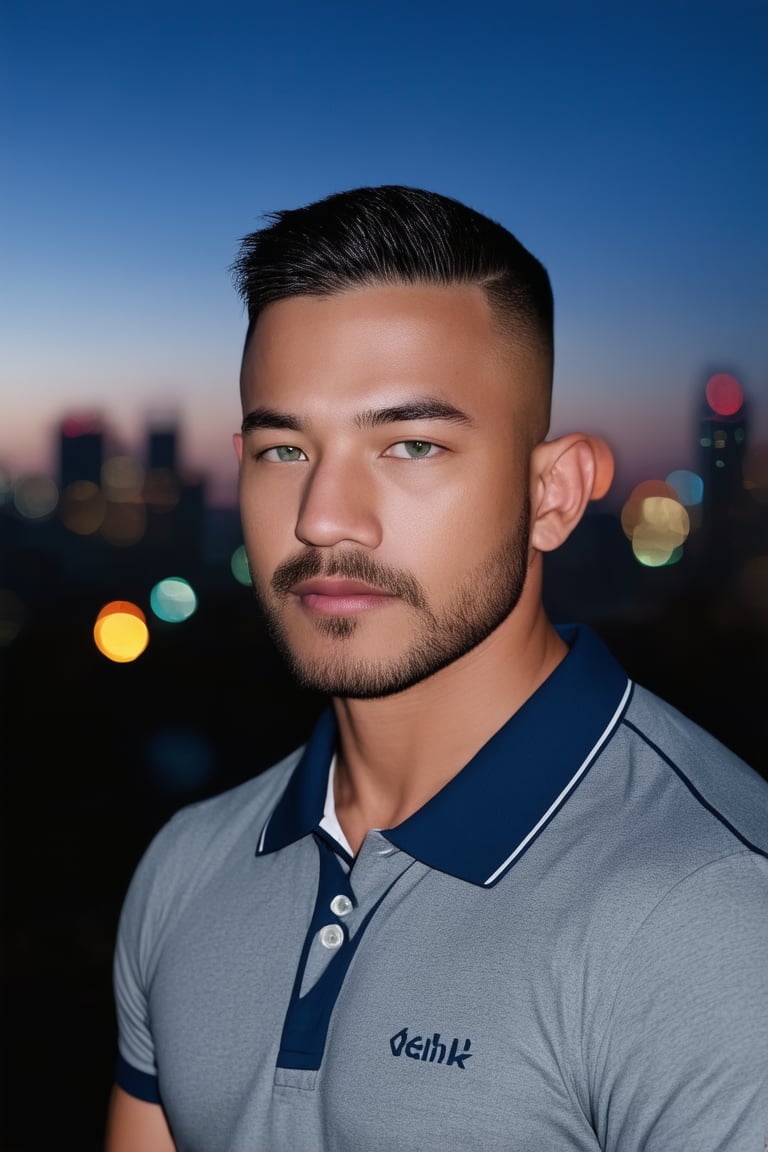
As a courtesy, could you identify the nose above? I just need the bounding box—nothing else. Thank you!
[295,455,382,550]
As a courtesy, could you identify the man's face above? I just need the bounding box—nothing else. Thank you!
[234,283,538,699]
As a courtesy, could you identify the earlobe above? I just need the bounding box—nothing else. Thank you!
[529,434,612,553]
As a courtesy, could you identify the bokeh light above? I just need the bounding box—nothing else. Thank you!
[102,455,145,501]
[150,577,198,623]
[704,372,744,416]
[620,480,678,540]
[58,480,106,535]
[665,469,703,506]
[621,480,691,567]
[631,501,689,566]
[93,600,149,663]
[13,474,59,520]
[62,412,103,437]
[230,544,252,586]
[590,436,615,500]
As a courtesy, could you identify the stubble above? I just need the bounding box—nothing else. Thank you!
[251,503,531,699]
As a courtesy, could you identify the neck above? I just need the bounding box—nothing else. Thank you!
[331,600,567,855]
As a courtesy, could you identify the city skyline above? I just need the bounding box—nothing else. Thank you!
[7,360,764,512]
[2,1,766,507]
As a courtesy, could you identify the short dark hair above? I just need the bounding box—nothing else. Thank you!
[231,185,553,370]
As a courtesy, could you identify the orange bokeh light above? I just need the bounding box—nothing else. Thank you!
[620,479,678,539]
[93,600,149,663]
[589,436,615,500]
[96,600,146,624]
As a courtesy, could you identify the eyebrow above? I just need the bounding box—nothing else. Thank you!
[354,399,474,429]
[241,398,474,435]
[241,407,306,435]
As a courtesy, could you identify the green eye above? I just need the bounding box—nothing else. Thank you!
[263,445,307,462]
[398,440,435,459]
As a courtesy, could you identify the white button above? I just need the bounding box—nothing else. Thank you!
[330,894,353,917]
[319,924,344,950]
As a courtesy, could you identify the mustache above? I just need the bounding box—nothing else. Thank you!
[271,549,428,611]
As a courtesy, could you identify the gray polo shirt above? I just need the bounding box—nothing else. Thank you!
[113,623,768,1151]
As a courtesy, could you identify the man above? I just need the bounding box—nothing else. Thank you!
[105,186,768,1151]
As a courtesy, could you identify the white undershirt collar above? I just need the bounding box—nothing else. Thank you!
[318,755,355,856]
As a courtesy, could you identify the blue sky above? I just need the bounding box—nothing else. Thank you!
[2,0,766,506]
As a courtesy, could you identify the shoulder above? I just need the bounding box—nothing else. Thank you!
[617,682,768,856]
[579,689,768,1145]
[120,746,305,915]
[563,681,768,1000]
[161,746,304,847]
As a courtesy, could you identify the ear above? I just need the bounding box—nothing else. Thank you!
[233,432,244,463]
[529,433,612,553]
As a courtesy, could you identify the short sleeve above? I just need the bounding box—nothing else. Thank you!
[591,851,768,1152]
[111,826,177,1101]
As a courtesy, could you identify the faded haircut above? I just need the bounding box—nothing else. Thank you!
[231,185,554,424]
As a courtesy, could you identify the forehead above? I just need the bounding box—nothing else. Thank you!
[240,283,529,419]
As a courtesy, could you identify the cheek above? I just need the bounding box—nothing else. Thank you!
[415,457,524,537]
[381,462,522,573]
[238,483,296,571]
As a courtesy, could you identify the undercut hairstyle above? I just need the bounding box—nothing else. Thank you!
[231,184,554,425]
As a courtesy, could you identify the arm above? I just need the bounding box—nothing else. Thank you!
[104,1084,176,1152]
[592,853,768,1151]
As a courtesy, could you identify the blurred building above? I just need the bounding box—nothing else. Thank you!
[58,412,106,489]
[2,413,212,598]
[692,373,764,588]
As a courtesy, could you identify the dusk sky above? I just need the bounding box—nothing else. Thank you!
[2,0,766,507]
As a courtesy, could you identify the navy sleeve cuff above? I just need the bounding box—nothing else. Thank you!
[114,1052,162,1104]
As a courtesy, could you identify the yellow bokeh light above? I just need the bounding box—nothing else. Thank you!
[631,522,677,567]
[621,479,691,569]
[93,600,149,662]
[639,496,690,546]
[101,455,145,501]
[620,479,678,540]
[58,480,106,535]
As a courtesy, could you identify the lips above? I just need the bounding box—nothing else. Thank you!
[292,579,392,597]
[290,578,396,615]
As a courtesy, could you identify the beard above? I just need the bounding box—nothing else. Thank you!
[251,501,531,700]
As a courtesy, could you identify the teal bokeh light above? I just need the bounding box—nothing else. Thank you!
[230,545,252,586]
[150,577,197,623]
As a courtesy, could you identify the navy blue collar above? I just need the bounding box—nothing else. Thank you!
[257,623,632,886]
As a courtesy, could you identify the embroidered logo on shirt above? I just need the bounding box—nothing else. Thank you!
[389,1027,473,1069]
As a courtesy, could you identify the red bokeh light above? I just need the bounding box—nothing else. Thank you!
[61,413,104,437]
[705,373,743,417]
